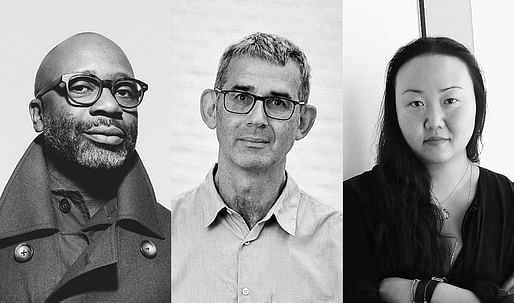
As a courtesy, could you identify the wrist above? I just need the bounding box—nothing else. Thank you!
[414,277,445,303]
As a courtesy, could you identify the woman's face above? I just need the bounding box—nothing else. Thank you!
[395,54,476,166]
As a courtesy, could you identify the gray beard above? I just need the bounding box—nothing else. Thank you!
[42,111,137,170]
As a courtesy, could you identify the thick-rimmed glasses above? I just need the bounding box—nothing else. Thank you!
[35,73,148,109]
[214,88,304,120]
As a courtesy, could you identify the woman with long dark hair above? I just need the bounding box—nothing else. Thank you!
[344,37,514,303]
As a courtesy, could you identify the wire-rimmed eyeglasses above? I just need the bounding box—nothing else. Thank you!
[35,72,148,109]
[214,88,304,120]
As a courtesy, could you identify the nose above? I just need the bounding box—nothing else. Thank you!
[246,100,269,127]
[89,87,123,118]
[424,103,446,130]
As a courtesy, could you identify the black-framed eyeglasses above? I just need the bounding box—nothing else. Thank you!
[35,72,148,109]
[214,88,304,120]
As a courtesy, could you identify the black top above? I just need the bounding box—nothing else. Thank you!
[344,166,514,303]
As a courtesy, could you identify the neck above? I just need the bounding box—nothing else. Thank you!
[45,148,123,216]
[425,154,470,183]
[215,159,287,230]
[426,154,471,205]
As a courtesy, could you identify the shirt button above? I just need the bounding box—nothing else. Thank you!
[14,243,33,263]
[59,198,71,213]
[241,287,250,296]
[140,240,157,259]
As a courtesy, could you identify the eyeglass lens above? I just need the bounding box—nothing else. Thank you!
[67,76,143,107]
[225,91,294,119]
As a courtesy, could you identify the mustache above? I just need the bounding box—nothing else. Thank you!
[75,118,127,135]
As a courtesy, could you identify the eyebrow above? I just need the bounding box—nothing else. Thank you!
[231,85,254,92]
[401,86,463,95]
[231,85,293,99]
[401,89,422,95]
[440,86,463,92]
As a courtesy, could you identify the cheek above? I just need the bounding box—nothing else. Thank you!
[449,106,476,141]
[272,121,297,148]
[397,110,420,142]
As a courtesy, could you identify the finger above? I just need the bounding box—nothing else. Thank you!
[502,273,514,290]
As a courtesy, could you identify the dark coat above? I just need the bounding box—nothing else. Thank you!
[0,136,171,302]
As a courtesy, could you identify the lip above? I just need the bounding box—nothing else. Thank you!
[83,126,125,145]
[238,136,270,147]
[239,137,270,143]
[424,136,450,146]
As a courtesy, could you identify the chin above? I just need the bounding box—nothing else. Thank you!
[231,154,275,170]
[418,152,455,166]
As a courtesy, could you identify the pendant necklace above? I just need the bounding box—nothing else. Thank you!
[448,163,473,270]
[434,161,471,220]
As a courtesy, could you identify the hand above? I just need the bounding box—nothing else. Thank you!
[379,277,413,303]
[502,272,514,295]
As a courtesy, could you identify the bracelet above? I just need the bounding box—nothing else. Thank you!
[424,277,446,303]
[410,279,420,303]
[414,279,429,303]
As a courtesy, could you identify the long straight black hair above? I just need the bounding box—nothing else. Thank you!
[375,37,486,277]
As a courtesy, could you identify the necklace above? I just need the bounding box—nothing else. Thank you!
[449,240,458,268]
[448,164,473,270]
[434,161,471,220]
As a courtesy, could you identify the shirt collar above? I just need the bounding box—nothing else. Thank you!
[0,134,165,240]
[198,164,300,236]
[198,165,229,228]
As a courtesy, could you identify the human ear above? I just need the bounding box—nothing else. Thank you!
[295,104,317,140]
[200,89,217,129]
[29,99,44,132]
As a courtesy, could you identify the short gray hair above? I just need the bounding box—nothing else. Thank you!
[215,32,311,103]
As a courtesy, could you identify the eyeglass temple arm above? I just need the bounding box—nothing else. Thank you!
[34,77,63,99]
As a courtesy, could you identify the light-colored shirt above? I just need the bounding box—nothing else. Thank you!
[171,166,342,303]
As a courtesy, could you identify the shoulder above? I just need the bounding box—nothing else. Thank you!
[343,166,379,210]
[477,166,514,204]
[478,166,514,187]
[170,185,201,214]
[155,202,171,227]
[343,166,377,192]
[296,188,342,235]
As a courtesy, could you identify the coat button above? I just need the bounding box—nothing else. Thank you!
[241,287,250,296]
[140,240,157,259]
[59,198,71,213]
[14,243,33,263]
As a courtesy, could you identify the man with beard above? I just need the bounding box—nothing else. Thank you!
[0,32,170,302]
[171,33,342,302]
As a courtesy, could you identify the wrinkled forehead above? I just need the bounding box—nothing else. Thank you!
[35,34,134,94]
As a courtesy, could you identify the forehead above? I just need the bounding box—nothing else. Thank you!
[43,38,134,82]
[395,54,472,92]
[224,56,301,98]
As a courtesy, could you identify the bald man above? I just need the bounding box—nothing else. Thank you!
[0,33,170,301]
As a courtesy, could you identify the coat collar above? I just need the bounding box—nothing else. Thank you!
[199,164,299,236]
[0,135,164,240]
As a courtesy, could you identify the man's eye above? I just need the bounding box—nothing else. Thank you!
[69,83,94,94]
[115,87,136,98]
[270,98,287,108]
[235,94,249,101]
